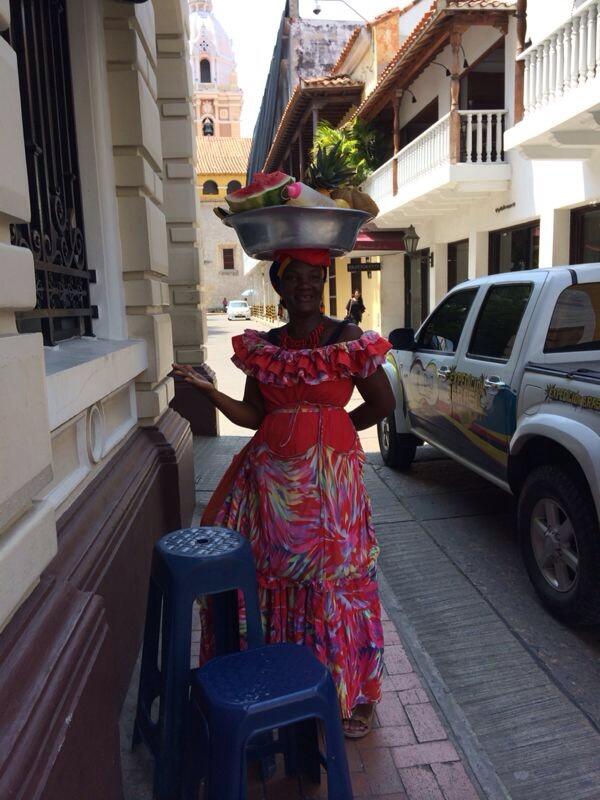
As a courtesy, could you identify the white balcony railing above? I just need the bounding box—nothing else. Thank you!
[366,157,396,208]
[363,110,506,207]
[520,0,600,116]
[459,110,507,163]
[396,113,451,186]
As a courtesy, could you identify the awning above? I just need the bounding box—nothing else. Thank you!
[353,229,406,251]
[263,76,364,173]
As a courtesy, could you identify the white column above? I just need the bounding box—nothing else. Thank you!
[155,1,208,367]
[468,231,489,279]
[539,207,571,267]
[104,1,176,425]
[380,253,405,335]
[0,7,57,628]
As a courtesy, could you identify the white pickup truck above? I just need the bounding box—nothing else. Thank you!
[379,265,600,625]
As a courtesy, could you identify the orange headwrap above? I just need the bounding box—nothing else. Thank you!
[274,248,330,279]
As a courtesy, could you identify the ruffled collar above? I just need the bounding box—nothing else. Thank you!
[238,328,383,355]
[231,329,391,387]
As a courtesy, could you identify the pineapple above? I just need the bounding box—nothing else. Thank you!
[305,142,355,194]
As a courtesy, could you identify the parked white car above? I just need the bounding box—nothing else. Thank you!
[381,264,600,625]
[227,300,251,321]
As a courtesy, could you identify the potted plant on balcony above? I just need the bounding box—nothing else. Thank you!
[307,121,380,215]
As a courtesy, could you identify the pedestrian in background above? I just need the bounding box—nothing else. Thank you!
[222,296,228,313]
[346,289,365,324]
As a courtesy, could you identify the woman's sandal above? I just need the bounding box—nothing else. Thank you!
[342,703,376,739]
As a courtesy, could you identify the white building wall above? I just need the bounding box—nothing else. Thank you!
[0,0,204,629]
[526,0,590,45]
[397,25,502,128]
[386,13,600,314]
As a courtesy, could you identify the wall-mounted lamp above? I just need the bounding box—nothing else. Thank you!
[403,225,420,253]
[432,61,451,77]
[404,89,417,104]
[460,44,469,69]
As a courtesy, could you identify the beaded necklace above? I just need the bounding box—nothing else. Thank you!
[279,321,325,350]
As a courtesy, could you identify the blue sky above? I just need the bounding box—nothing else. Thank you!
[213,0,407,136]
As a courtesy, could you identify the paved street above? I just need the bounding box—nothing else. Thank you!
[201,317,600,799]
[121,317,600,799]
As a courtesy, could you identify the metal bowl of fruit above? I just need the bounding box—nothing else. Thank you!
[222,205,374,260]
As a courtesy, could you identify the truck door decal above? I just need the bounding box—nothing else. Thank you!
[545,384,600,411]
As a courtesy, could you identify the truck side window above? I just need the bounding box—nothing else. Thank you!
[544,284,600,352]
[468,283,532,361]
[416,289,478,352]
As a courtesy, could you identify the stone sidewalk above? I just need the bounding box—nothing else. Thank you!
[191,435,483,800]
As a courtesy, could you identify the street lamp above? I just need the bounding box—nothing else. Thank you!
[403,225,420,254]
[312,0,369,23]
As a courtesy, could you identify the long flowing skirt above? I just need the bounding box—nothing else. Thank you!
[202,425,384,717]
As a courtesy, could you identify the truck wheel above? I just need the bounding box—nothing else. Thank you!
[518,464,600,625]
[377,414,417,470]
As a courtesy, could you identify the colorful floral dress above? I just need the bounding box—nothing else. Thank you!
[201,328,391,716]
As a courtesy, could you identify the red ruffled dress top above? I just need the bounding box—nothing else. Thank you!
[201,328,391,717]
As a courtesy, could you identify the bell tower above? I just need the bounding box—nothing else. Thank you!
[189,0,242,139]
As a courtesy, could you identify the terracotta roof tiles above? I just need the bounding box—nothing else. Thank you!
[331,26,363,74]
[196,137,252,175]
[447,0,515,7]
[302,75,364,88]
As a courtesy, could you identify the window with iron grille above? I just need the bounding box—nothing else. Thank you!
[222,248,235,270]
[9,0,94,346]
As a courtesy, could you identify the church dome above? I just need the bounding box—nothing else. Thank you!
[189,0,238,90]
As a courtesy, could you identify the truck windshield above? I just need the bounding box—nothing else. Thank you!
[545,283,600,352]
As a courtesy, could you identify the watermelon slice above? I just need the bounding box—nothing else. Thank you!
[225,171,294,213]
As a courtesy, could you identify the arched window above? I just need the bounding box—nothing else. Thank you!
[202,180,218,195]
[226,180,242,195]
[202,117,214,136]
[200,58,211,83]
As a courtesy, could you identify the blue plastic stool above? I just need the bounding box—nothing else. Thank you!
[187,643,353,800]
[133,526,263,800]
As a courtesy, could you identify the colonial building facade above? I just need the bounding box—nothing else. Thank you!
[189,0,252,311]
[197,136,252,309]
[0,1,209,796]
[248,0,600,339]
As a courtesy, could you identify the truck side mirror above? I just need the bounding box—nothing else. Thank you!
[389,328,415,350]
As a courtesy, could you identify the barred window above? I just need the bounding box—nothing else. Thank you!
[222,248,235,270]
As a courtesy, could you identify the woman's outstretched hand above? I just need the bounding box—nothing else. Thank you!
[171,367,264,430]
[171,363,215,395]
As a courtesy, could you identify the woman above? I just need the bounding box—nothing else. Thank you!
[346,289,366,325]
[172,248,394,737]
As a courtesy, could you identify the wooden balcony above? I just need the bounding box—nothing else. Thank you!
[505,0,600,158]
[363,110,510,227]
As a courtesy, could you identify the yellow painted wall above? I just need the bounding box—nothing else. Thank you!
[197,171,245,202]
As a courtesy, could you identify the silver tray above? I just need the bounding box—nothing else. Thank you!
[222,205,373,260]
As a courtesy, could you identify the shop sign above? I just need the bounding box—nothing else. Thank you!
[347,262,382,273]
